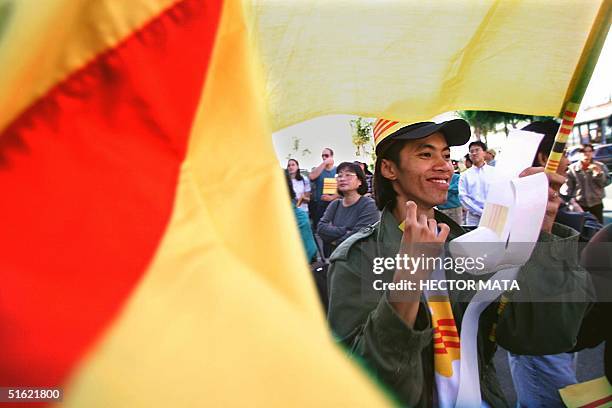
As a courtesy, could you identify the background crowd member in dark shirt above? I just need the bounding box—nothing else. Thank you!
[309,148,339,228]
[354,161,373,196]
[317,162,379,257]
[575,224,612,384]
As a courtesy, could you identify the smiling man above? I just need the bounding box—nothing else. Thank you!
[327,119,592,407]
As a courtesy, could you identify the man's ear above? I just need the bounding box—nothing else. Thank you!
[380,159,398,180]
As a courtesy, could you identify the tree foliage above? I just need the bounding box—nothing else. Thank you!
[350,117,373,157]
[456,110,550,142]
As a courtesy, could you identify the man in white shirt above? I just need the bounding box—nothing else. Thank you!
[458,141,493,225]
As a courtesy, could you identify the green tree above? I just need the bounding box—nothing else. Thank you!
[456,110,548,142]
[350,117,374,157]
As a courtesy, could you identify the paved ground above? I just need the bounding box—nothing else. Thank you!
[494,345,605,405]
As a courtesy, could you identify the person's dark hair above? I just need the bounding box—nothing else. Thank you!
[373,140,412,210]
[336,162,368,197]
[285,171,296,201]
[323,147,334,156]
[354,160,373,175]
[522,120,560,167]
[464,153,472,165]
[286,158,303,181]
[468,141,487,151]
[580,143,594,153]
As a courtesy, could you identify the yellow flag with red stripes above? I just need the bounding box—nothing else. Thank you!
[0,0,609,406]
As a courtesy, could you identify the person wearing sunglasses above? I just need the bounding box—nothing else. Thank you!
[317,162,379,257]
[309,148,339,229]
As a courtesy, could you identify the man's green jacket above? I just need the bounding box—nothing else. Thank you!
[327,207,592,407]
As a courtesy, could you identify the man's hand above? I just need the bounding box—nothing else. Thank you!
[590,163,603,177]
[397,201,449,268]
[323,157,334,166]
[519,167,565,234]
[389,201,449,327]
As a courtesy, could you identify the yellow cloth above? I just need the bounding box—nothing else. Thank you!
[559,377,612,408]
[245,0,608,131]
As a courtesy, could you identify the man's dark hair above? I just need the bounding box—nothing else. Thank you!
[373,140,412,211]
[337,162,368,196]
[580,143,594,152]
[354,160,373,175]
[468,141,487,151]
[323,147,334,156]
[285,171,296,200]
[464,153,472,165]
[522,120,560,167]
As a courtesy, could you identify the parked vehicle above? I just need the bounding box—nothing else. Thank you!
[566,145,583,163]
[592,144,612,171]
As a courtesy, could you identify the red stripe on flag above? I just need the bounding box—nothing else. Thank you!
[434,349,448,354]
[559,127,572,135]
[444,341,461,348]
[437,319,456,326]
[578,394,612,408]
[564,110,577,119]
[0,0,222,388]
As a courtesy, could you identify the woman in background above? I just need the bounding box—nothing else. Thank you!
[287,159,311,213]
[317,162,379,257]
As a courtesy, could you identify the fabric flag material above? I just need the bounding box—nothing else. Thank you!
[246,0,610,131]
[1,0,610,406]
[559,377,612,408]
[322,177,338,195]
[0,0,390,406]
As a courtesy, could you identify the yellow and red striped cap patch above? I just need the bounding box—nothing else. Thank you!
[372,119,409,148]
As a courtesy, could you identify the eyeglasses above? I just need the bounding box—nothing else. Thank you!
[335,173,357,179]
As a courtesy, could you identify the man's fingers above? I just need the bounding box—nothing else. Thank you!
[519,166,566,191]
[548,187,563,204]
[437,223,450,241]
[418,214,428,227]
[519,167,544,178]
[427,218,437,235]
[546,172,566,190]
[405,201,417,226]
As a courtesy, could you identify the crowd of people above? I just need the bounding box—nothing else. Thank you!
[283,118,611,407]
